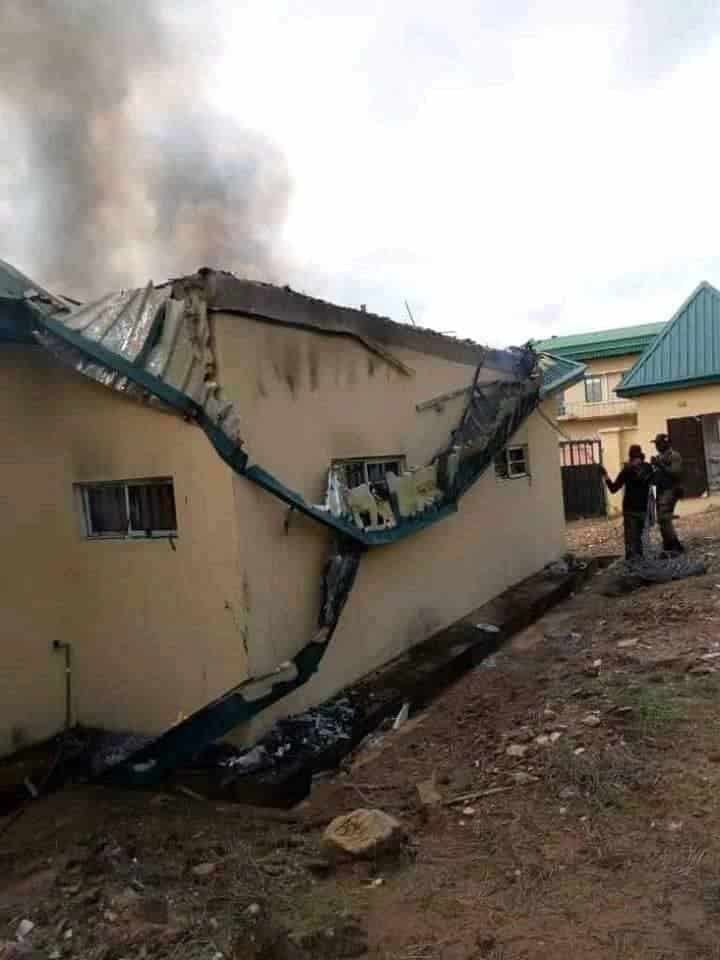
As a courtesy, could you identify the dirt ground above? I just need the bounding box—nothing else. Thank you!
[5,512,720,959]
[565,504,720,557]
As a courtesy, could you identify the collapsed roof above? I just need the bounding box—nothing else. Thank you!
[0,259,585,782]
[7,263,584,546]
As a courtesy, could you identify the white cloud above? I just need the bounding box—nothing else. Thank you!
[211,1,720,345]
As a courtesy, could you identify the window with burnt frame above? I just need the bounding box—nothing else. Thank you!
[332,456,406,489]
[79,479,177,539]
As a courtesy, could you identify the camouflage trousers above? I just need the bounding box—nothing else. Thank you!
[656,490,681,551]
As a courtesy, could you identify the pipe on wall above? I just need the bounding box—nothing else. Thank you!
[52,640,72,729]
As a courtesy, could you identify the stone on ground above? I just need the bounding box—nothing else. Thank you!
[322,809,404,860]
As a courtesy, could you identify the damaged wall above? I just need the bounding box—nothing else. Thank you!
[208,303,564,726]
[212,310,488,499]
[235,403,564,742]
[212,311,503,679]
[0,295,565,757]
[0,345,249,753]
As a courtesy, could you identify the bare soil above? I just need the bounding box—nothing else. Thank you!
[5,513,720,959]
[565,503,720,557]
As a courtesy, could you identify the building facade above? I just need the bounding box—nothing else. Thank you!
[535,323,664,514]
[617,282,720,509]
[538,282,720,519]
[0,262,579,763]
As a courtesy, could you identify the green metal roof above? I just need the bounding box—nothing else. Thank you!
[0,259,49,343]
[534,321,666,361]
[537,352,586,397]
[617,282,720,397]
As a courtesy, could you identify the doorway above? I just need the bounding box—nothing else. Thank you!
[559,440,606,521]
[702,415,720,493]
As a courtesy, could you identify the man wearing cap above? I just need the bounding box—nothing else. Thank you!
[600,444,653,560]
[651,433,684,554]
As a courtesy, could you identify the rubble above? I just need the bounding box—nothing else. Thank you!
[0,514,718,960]
[15,921,34,941]
[290,918,367,958]
[558,786,580,801]
[392,702,410,730]
[511,772,539,785]
[416,776,442,807]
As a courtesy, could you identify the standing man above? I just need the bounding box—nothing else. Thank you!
[600,445,654,560]
[651,433,684,554]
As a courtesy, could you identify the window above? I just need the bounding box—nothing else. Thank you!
[79,478,177,539]
[332,456,406,490]
[495,445,530,480]
[584,376,604,403]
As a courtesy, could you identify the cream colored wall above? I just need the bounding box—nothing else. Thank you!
[2,322,566,758]
[0,346,247,756]
[557,353,641,517]
[562,353,640,406]
[211,311,565,739]
[634,383,720,439]
[634,384,720,516]
[213,314,487,501]
[240,405,565,741]
[559,416,637,443]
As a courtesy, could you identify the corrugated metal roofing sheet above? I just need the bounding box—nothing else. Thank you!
[0,258,76,343]
[24,275,547,547]
[534,321,665,361]
[537,352,586,397]
[617,283,720,396]
[0,258,44,300]
[33,282,244,449]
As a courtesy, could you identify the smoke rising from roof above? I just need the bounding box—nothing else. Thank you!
[0,0,291,298]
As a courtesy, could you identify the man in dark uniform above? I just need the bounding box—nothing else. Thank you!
[600,444,653,560]
[651,433,684,554]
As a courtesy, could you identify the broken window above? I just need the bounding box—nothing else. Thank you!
[79,479,177,539]
[332,456,406,490]
[494,445,530,480]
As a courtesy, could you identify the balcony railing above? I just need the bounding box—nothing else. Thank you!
[557,398,637,420]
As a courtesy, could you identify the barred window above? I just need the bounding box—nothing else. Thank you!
[79,479,177,539]
[332,456,406,489]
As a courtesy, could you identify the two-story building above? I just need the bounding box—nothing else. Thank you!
[535,323,665,515]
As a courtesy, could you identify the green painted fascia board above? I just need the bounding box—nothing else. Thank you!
[536,339,656,362]
[29,307,468,548]
[538,354,586,397]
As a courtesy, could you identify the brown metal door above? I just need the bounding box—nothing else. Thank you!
[667,416,708,498]
[701,415,720,492]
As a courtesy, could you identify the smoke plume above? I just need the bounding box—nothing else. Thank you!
[0,0,291,298]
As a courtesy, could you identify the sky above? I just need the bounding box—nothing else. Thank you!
[3,0,720,348]
[206,0,720,346]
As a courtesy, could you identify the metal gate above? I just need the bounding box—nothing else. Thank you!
[559,440,606,521]
[668,416,708,497]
